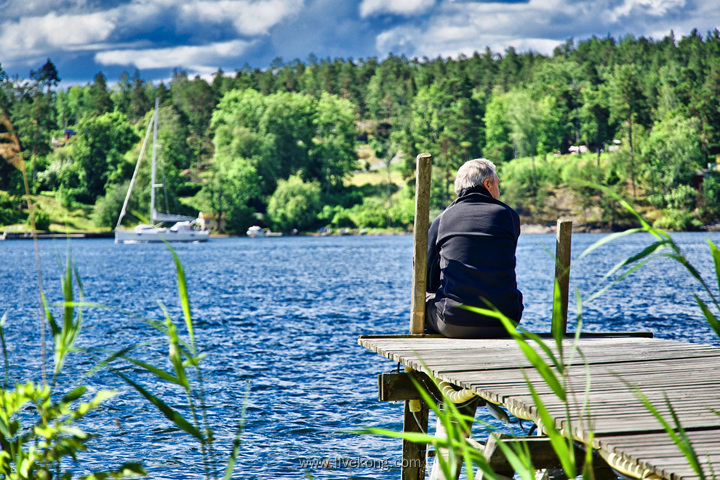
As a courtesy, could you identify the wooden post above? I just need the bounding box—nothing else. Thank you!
[402,153,432,480]
[410,153,433,334]
[552,220,572,335]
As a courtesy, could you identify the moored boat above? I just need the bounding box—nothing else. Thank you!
[114,98,209,243]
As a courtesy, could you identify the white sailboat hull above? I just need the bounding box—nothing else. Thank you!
[115,224,209,243]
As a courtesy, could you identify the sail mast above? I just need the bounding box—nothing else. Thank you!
[150,97,159,223]
[115,105,156,230]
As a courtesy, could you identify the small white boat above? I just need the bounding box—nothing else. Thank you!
[246,226,264,238]
[115,98,209,244]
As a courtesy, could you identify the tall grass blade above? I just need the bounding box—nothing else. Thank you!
[603,240,672,279]
[43,293,60,337]
[87,344,143,375]
[525,378,575,477]
[0,312,8,389]
[165,243,195,350]
[551,278,565,360]
[710,239,720,297]
[78,462,146,479]
[61,386,87,403]
[579,228,644,259]
[113,370,204,442]
[62,251,74,334]
[694,295,720,339]
[630,385,704,480]
[493,437,534,480]
[462,304,567,400]
[223,381,250,480]
[117,355,182,386]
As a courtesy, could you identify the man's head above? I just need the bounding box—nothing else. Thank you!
[454,158,500,199]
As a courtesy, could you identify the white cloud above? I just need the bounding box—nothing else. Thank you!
[2,0,90,17]
[180,0,304,36]
[370,0,701,60]
[94,39,254,72]
[359,0,435,18]
[374,0,568,58]
[0,11,116,60]
[611,0,686,20]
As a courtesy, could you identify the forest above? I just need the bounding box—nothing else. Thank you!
[1,29,720,234]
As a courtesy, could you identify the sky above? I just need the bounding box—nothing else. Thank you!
[1,0,719,86]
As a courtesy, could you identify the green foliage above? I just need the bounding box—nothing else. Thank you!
[0,249,146,479]
[639,114,704,210]
[29,209,51,231]
[0,381,145,480]
[483,91,513,163]
[652,207,703,231]
[267,175,321,232]
[406,77,484,204]
[93,181,129,228]
[311,93,358,189]
[318,188,414,230]
[700,173,720,219]
[201,154,259,234]
[0,191,20,225]
[64,112,138,204]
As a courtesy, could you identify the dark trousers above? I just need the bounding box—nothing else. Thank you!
[425,293,511,339]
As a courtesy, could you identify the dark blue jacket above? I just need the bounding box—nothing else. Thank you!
[426,185,523,327]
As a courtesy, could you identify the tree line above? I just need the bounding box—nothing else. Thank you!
[1,29,719,233]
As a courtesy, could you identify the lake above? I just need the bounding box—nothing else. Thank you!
[1,231,719,479]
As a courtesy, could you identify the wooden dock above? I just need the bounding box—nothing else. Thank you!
[359,334,720,480]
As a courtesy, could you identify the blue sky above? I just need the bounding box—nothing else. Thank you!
[1,0,718,86]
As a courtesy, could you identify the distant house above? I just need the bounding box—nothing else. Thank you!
[608,139,622,153]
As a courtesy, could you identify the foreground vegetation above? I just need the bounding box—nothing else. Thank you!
[2,30,720,234]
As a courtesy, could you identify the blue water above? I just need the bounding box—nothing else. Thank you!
[1,231,719,479]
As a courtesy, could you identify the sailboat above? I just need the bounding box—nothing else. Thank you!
[114,99,209,243]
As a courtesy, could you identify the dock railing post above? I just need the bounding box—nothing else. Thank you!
[402,152,432,480]
[552,219,572,335]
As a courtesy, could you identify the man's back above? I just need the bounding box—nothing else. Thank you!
[427,185,523,330]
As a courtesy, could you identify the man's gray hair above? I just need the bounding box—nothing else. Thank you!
[454,158,497,196]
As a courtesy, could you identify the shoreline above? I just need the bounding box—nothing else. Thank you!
[4,222,720,241]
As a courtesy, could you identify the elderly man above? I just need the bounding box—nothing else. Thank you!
[425,158,524,338]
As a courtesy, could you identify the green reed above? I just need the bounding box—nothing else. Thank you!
[90,243,248,480]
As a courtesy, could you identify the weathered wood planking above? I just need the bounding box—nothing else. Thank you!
[358,335,720,480]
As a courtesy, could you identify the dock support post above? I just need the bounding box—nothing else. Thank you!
[552,220,572,335]
[402,153,432,480]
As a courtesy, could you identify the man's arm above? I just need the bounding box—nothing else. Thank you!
[426,216,441,293]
